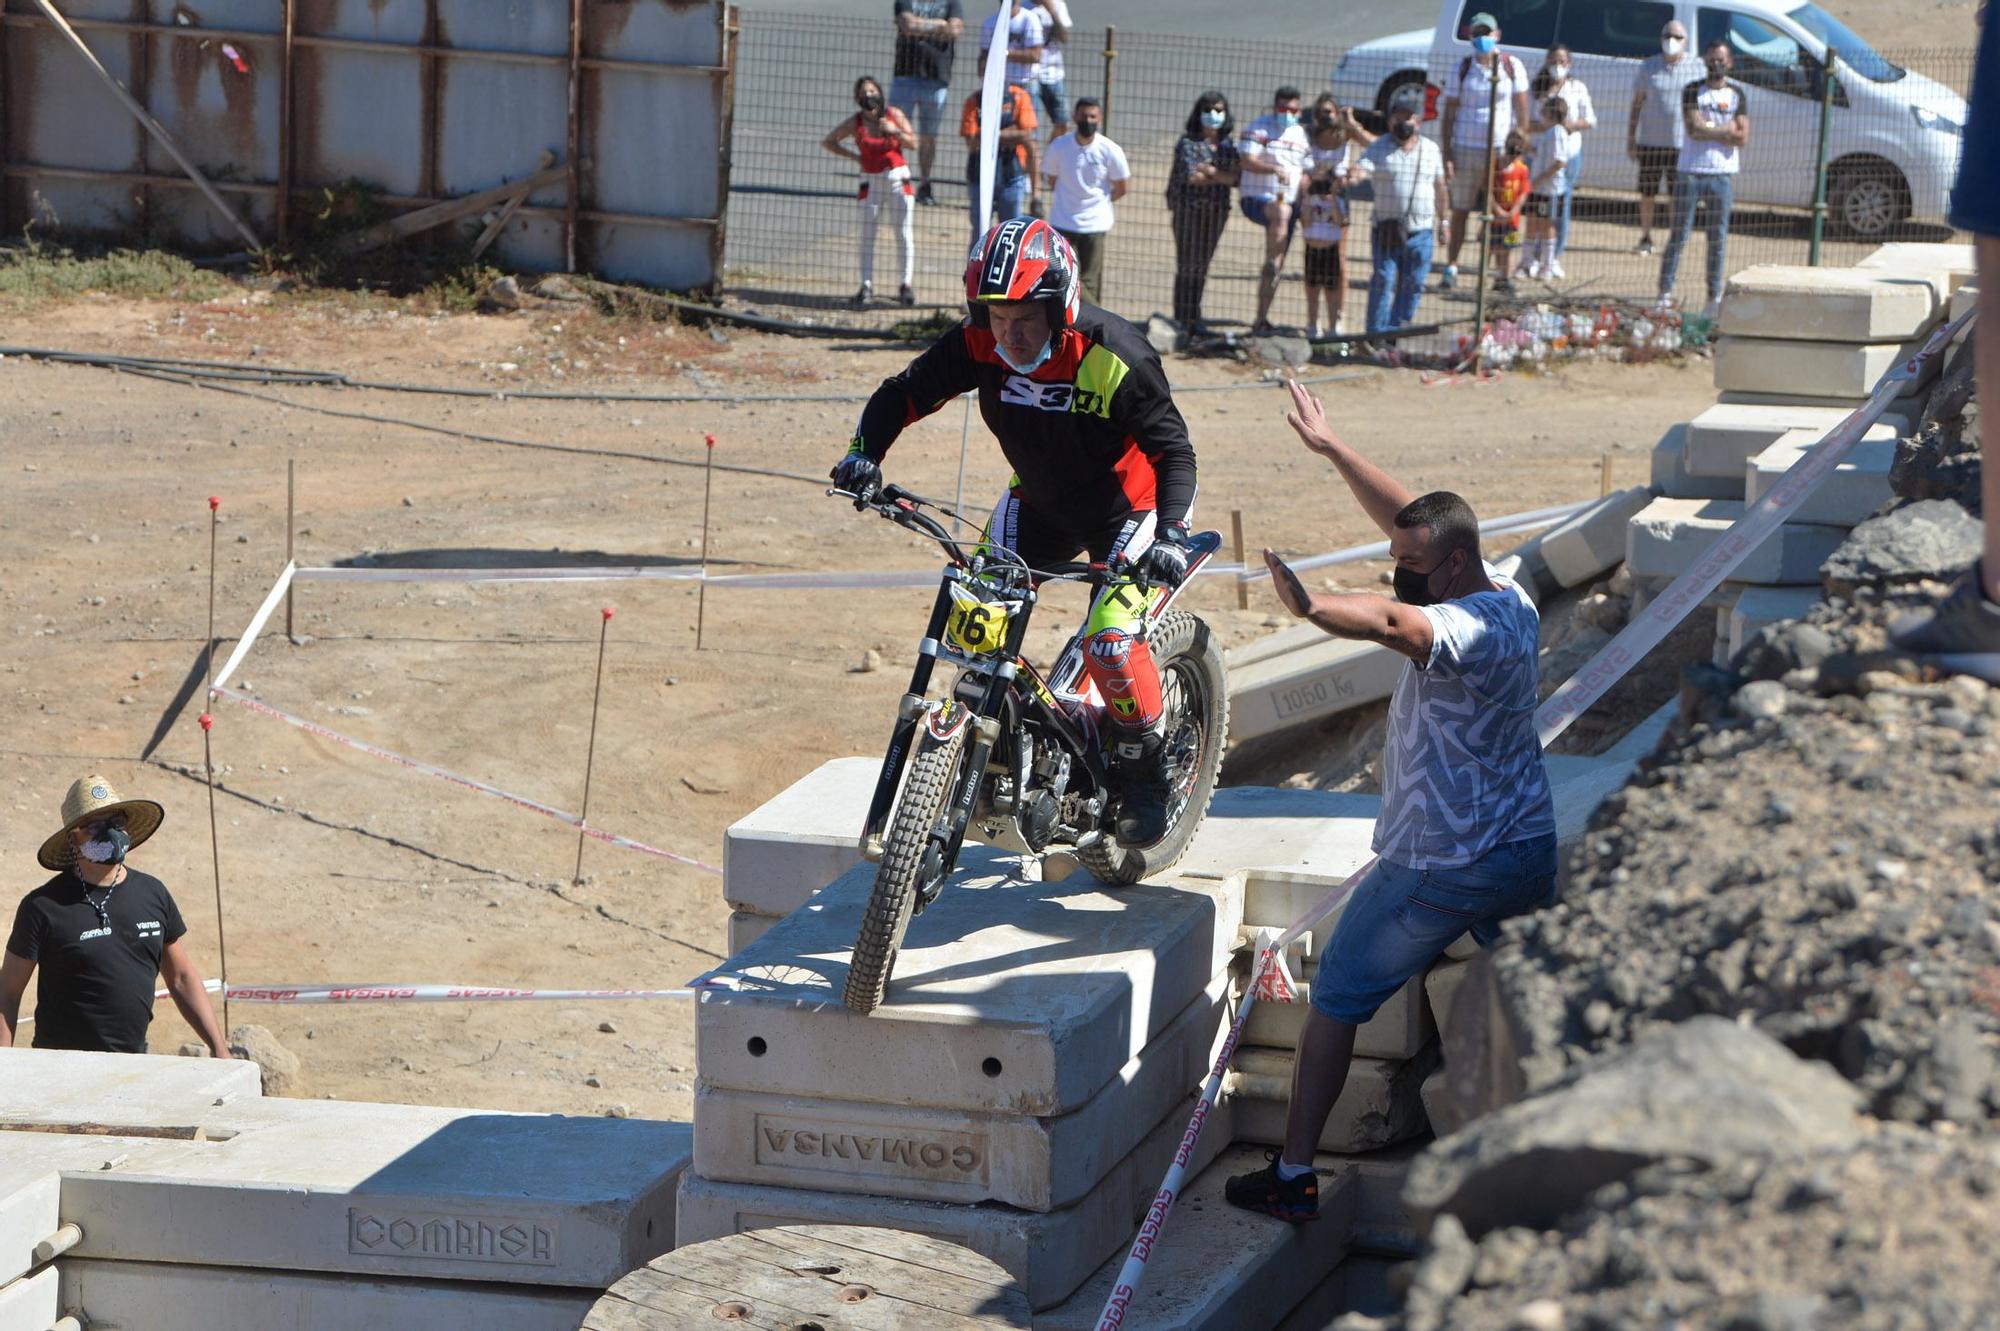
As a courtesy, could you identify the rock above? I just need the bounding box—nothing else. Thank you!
[853,648,882,674]
[228,1024,305,1097]
[1405,1213,1478,1331]
[584,1075,602,1088]
[1724,1292,1825,1331]
[1509,1300,1565,1331]
[1253,333,1312,368]
[1472,1226,1539,1288]
[597,1020,619,1034]
[177,1042,209,1058]
[1145,313,1182,356]
[1821,499,1983,597]
[481,275,525,311]
[531,274,589,303]
[1405,1018,1861,1236]
[1733,679,1789,721]
[605,1104,633,1118]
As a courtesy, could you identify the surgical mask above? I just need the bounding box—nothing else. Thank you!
[1392,119,1418,142]
[1548,64,1569,82]
[80,825,130,865]
[859,92,884,113]
[1278,111,1299,128]
[1392,556,1453,607]
[1663,36,1685,56]
[1200,109,1226,129]
[1706,60,1729,79]
[996,335,1053,374]
[1472,33,1498,54]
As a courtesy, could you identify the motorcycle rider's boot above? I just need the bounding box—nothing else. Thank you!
[1111,730,1172,847]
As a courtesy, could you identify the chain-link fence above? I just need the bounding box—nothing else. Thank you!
[724,7,1973,341]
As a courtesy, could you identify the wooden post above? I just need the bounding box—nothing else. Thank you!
[574,608,613,884]
[277,0,294,242]
[696,433,717,650]
[1101,25,1116,123]
[565,0,583,273]
[1230,509,1249,610]
[198,712,230,1042]
[29,0,263,252]
[285,460,296,641]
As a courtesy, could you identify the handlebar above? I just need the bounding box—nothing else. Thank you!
[829,483,1141,589]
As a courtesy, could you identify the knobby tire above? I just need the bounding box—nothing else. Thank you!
[843,725,967,1014]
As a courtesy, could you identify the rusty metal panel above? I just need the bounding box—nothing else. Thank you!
[141,0,281,188]
[579,0,718,65]
[11,3,146,171]
[437,0,564,56]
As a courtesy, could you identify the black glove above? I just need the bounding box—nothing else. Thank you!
[1136,521,1192,588]
[831,453,882,499]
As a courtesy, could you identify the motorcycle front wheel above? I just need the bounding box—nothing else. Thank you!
[842,723,967,1014]
[1081,609,1229,886]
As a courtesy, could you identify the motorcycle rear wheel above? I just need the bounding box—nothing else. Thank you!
[1081,609,1228,886]
[843,724,967,1014]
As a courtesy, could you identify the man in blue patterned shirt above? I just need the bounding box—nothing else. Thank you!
[1225,379,1555,1222]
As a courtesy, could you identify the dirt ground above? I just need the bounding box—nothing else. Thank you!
[1,286,1715,1119]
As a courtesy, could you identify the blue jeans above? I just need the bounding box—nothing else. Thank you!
[969,175,1031,242]
[1310,833,1557,1024]
[888,76,948,139]
[1366,222,1435,334]
[1555,145,1582,256]
[1659,171,1734,304]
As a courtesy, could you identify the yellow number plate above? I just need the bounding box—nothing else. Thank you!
[946,598,1012,655]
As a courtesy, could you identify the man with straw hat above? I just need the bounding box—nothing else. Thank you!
[2,775,231,1056]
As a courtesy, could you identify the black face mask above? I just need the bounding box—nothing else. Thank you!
[1393,554,1456,607]
[1076,121,1099,139]
[1705,62,1728,79]
[1314,109,1336,128]
[859,93,884,113]
[1392,119,1418,142]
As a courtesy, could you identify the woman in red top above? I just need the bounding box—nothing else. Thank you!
[823,76,918,308]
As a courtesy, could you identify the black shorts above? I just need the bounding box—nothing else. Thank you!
[1303,244,1342,287]
[1636,145,1677,198]
[983,490,1157,572]
[1526,194,1557,219]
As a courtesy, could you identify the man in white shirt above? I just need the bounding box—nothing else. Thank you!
[1349,85,1450,333]
[1040,98,1129,305]
[1028,0,1072,140]
[1657,39,1749,319]
[1627,18,1704,255]
[1238,85,1313,333]
[1436,11,1530,289]
[979,1,1044,86]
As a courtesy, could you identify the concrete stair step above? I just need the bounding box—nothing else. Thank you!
[1729,586,1825,661]
[1719,263,1943,342]
[1625,497,1848,586]
[1227,1047,1435,1155]
[1745,429,1898,527]
[1683,402,1912,480]
[1713,335,1937,401]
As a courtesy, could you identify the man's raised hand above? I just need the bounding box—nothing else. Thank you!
[1284,379,1342,459]
[1264,548,1311,619]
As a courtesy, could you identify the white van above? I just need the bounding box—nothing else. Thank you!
[1328,0,1967,237]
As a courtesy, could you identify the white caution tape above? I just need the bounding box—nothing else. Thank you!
[208,685,721,874]
[1096,307,1974,1330]
[210,560,295,692]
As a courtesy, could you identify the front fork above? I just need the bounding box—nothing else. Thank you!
[859,581,953,861]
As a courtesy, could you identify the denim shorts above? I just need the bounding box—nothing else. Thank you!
[1036,78,1070,126]
[1310,832,1557,1024]
[1240,195,1297,231]
[889,75,949,138]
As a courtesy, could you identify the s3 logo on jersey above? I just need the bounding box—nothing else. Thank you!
[999,375,1109,417]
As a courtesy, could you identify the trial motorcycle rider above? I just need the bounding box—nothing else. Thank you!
[833,216,1200,846]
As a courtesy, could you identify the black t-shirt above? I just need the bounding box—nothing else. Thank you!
[893,0,962,84]
[7,869,186,1052]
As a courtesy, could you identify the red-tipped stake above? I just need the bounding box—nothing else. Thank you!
[205,497,220,693]
[696,434,718,651]
[574,606,616,884]
[198,710,231,1041]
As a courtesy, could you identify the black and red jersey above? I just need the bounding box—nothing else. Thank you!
[853,305,1199,531]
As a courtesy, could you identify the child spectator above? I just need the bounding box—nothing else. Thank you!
[1522,95,1573,281]
[1294,99,1372,339]
[1488,129,1531,293]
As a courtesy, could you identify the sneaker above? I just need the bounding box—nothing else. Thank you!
[898,283,916,307]
[1888,566,2000,683]
[849,284,872,310]
[1305,324,1323,342]
[1110,731,1172,847]
[1636,236,1655,256]
[915,182,935,207]
[1547,258,1566,280]
[1701,299,1723,322]
[1652,292,1677,314]
[1438,264,1458,290]
[1224,1149,1319,1222]
[1493,277,1516,295]
[1521,261,1544,281]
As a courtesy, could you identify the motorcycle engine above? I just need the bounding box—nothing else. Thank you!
[1017,789,1061,852]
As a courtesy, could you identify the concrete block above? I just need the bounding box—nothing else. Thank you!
[1180,787,1379,884]
[1625,498,1849,586]
[1240,957,1433,1062]
[1228,635,1407,742]
[0,1048,262,1120]
[1745,428,1898,526]
[1443,933,1482,961]
[1545,702,1676,846]
[1713,335,1935,401]
[675,1091,1234,1312]
[726,909,780,956]
[1228,621,1330,669]
[1423,958,1474,1041]
[1420,1067,1451,1137]
[1541,486,1654,587]
[1039,1146,1360,1331]
[1856,242,1975,298]
[1241,869,1365,962]
[0,1133,195,1285]
[1684,402,1912,479]
[1652,423,1744,500]
[723,757,875,916]
[691,969,1231,1211]
[1228,1048,1434,1154]
[1730,586,1823,660]
[0,1266,56,1330]
[59,1258,595,1331]
[1719,263,1942,341]
[59,1099,691,1286]
[1719,389,1914,410]
[694,845,1244,1116]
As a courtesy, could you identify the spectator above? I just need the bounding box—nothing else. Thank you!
[1488,129,1531,293]
[1296,98,1374,339]
[1627,18,1703,256]
[1238,85,1314,334]
[979,1,1045,88]
[1531,44,1594,261]
[962,80,1041,242]
[1165,90,1240,332]
[1040,97,1128,305]
[1656,40,1748,319]
[1224,381,1555,1224]
[2,776,232,1056]
[1028,0,1072,140]
[889,0,964,207]
[1522,94,1574,281]
[823,76,918,308]
[1437,12,1531,291]
[1348,83,1448,336]
[1889,0,1999,678]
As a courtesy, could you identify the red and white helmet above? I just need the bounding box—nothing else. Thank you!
[964,217,1081,331]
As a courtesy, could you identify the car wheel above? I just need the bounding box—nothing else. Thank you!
[1829,158,1910,240]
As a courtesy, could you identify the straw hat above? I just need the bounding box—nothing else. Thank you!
[37,774,165,871]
